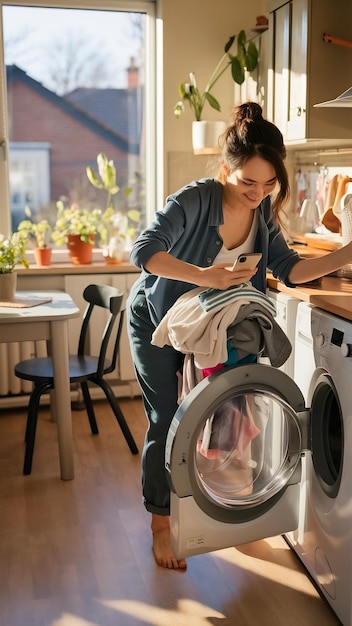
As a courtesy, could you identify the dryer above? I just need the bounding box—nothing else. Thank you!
[286,302,352,626]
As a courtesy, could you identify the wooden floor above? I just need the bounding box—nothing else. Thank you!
[0,397,342,626]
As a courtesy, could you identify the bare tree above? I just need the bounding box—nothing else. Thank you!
[4,26,35,66]
[44,31,117,95]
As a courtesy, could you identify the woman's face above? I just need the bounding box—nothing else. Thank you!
[227,156,277,208]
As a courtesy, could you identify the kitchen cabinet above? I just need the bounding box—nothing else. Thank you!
[267,0,352,145]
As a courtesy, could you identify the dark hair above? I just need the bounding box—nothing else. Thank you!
[217,102,289,223]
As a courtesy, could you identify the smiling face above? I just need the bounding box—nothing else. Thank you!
[227,155,278,209]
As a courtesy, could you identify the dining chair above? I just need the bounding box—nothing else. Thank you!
[15,283,138,474]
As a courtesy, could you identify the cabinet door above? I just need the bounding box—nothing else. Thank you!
[286,0,308,140]
[268,0,352,143]
[271,2,291,137]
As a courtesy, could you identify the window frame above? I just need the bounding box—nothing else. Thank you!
[0,0,162,238]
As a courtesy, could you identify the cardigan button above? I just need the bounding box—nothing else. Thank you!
[216,240,221,246]
[207,257,212,264]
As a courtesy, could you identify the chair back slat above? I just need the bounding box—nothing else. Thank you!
[78,285,124,377]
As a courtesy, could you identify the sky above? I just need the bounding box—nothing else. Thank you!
[3,6,143,90]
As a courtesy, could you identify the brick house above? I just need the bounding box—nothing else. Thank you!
[6,62,143,228]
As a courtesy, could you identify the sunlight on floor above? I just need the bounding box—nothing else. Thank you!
[214,536,318,596]
[102,598,224,625]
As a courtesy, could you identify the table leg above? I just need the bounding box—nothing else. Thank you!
[50,319,74,480]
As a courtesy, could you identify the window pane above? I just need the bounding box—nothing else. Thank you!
[3,5,147,238]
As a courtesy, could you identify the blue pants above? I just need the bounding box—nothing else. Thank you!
[127,286,184,515]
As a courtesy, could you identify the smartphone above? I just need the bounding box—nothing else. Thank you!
[231,252,262,272]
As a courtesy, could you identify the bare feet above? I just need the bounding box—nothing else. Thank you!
[151,514,187,570]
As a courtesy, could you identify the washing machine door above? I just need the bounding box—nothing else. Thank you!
[166,363,308,526]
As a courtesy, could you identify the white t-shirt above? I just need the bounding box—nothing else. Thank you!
[215,210,258,265]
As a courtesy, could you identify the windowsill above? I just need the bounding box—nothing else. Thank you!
[26,246,131,264]
[16,248,140,276]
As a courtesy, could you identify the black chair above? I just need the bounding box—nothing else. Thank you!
[15,284,138,474]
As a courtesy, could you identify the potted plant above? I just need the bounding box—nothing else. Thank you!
[86,152,140,264]
[52,201,102,265]
[0,231,29,300]
[173,32,259,153]
[18,207,53,266]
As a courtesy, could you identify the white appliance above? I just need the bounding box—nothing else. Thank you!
[166,362,306,554]
[285,302,351,626]
[263,288,301,377]
[165,301,352,625]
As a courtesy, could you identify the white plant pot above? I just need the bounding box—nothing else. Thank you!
[192,120,227,155]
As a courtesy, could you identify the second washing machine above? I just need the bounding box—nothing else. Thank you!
[285,301,352,626]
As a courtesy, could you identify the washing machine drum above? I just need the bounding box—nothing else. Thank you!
[166,363,307,524]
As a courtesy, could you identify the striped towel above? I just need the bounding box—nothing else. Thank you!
[198,282,276,316]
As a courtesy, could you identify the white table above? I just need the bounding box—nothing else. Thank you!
[0,291,80,479]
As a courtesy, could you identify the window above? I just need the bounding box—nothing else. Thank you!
[0,0,160,239]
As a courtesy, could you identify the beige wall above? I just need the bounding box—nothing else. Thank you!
[162,0,267,196]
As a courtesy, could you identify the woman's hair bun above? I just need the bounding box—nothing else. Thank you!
[233,102,263,124]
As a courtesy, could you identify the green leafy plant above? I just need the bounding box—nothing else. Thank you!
[52,153,141,250]
[174,33,258,121]
[0,231,29,273]
[86,152,140,246]
[52,201,102,246]
[18,206,52,249]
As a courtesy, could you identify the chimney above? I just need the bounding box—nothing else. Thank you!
[127,57,139,89]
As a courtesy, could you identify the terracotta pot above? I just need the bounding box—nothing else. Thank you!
[0,271,17,301]
[66,234,95,265]
[34,247,52,267]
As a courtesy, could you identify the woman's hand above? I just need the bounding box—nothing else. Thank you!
[145,252,257,290]
[196,263,258,289]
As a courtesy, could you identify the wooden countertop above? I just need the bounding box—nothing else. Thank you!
[270,241,352,321]
[267,274,352,321]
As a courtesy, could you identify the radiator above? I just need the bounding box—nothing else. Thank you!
[0,340,47,396]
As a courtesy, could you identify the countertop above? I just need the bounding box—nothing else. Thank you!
[267,273,352,321]
[268,242,352,321]
[267,237,352,321]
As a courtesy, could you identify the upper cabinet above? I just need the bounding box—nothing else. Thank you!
[267,0,352,145]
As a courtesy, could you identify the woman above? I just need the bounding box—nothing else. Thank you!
[127,102,352,570]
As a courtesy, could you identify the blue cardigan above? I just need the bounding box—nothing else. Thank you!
[129,178,301,326]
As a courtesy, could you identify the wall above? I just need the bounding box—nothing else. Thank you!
[162,0,267,195]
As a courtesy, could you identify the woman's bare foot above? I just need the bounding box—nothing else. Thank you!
[151,514,187,570]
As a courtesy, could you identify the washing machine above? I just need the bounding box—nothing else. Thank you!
[285,302,352,626]
[165,302,352,625]
[166,362,306,552]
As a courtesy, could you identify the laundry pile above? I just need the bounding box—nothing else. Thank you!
[152,282,292,460]
[152,282,291,370]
